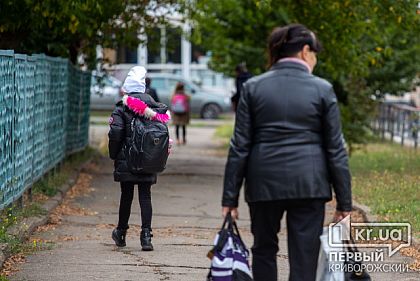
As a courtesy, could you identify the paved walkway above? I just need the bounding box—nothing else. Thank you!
[10,122,419,280]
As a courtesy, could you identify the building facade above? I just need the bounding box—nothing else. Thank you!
[102,22,234,95]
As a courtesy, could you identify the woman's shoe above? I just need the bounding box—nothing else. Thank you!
[112,228,127,247]
[140,228,154,251]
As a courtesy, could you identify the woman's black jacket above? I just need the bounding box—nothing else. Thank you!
[108,93,168,184]
[222,61,352,211]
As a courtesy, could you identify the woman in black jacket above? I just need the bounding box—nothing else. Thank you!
[222,24,352,281]
[108,66,170,251]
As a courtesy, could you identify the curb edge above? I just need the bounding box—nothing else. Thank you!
[353,201,418,246]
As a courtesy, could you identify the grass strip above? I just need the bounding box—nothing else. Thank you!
[214,124,234,149]
[350,143,419,238]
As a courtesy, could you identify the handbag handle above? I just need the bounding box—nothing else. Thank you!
[221,213,245,245]
[344,234,360,253]
[221,212,233,230]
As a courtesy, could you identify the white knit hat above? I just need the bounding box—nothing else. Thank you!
[121,66,147,93]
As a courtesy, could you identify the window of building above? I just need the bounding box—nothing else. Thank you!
[116,46,137,64]
[166,27,182,64]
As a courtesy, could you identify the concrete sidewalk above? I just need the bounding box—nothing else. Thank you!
[10,123,418,280]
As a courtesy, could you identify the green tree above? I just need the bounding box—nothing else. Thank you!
[187,0,420,151]
[0,0,177,68]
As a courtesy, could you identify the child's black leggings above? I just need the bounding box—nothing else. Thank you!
[117,182,152,231]
[175,125,186,141]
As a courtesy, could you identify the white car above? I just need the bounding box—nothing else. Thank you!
[110,70,232,118]
[147,73,232,119]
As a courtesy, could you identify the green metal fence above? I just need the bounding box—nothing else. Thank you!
[0,50,91,210]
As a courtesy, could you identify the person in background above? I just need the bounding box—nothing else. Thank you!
[145,77,160,103]
[108,66,171,251]
[231,62,252,111]
[222,24,352,281]
[170,82,191,145]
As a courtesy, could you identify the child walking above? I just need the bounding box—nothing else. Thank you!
[108,66,170,251]
[170,82,191,145]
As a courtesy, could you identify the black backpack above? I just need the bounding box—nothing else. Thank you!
[125,116,169,174]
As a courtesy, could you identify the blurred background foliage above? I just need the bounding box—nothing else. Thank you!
[186,0,420,151]
[0,0,177,68]
[1,0,419,150]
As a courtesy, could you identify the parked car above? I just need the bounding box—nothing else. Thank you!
[147,73,231,119]
[90,72,122,110]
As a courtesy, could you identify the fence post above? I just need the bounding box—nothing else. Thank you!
[0,50,15,210]
[386,105,391,137]
[390,107,395,141]
[401,111,406,146]
[396,108,401,137]
[381,104,386,140]
[372,104,379,134]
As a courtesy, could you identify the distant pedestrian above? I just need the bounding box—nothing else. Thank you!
[108,66,171,251]
[231,63,252,111]
[222,24,352,281]
[145,77,160,103]
[170,82,191,145]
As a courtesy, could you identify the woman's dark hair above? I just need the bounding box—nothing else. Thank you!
[267,23,322,68]
[174,82,185,93]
